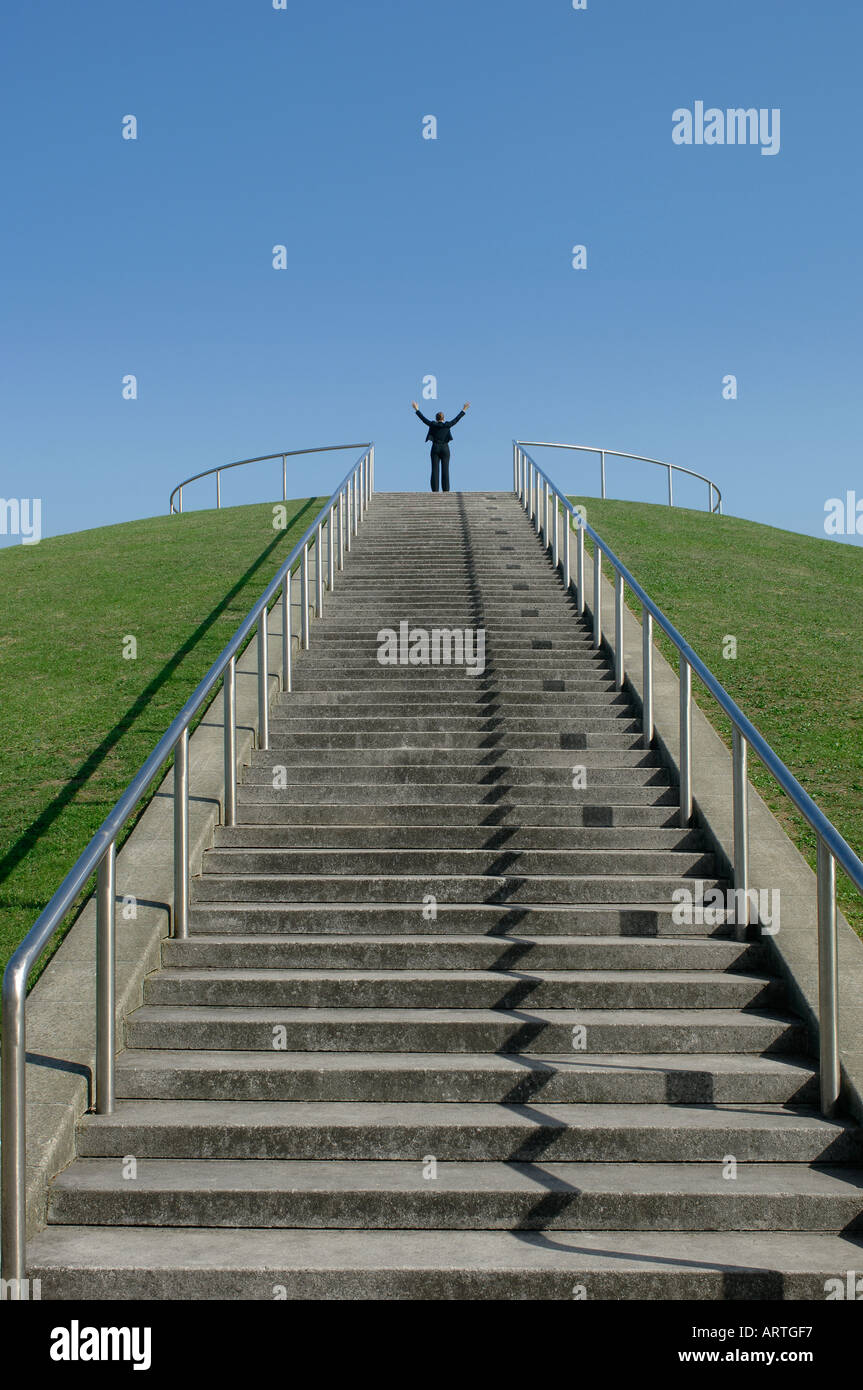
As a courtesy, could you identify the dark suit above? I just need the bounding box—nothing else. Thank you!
[414,409,466,492]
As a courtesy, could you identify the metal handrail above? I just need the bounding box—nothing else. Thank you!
[513,442,863,1121]
[168,444,374,515]
[1,443,375,1290]
[515,440,723,514]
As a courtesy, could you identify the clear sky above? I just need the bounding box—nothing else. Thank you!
[2,0,861,546]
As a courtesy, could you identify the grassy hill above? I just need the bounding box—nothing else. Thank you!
[0,500,319,979]
[570,497,863,936]
[1,493,861,986]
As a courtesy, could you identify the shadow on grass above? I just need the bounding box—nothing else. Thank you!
[0,497,318,894]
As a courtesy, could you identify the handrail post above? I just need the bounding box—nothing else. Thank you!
[353,470,360,534]
[642,610,653,744]
[95,842,116,1115]
[369,444,375,497]
[282,573,292,693]
[817,838,840,1116]
[593,542,602,648]
[173,728,189,939]
[668,464,673,507]
[301,544,311,648]
[732,727,750,940]
[346,483,353,553]
[282,455,287,502]
[338,490,345,570]
[224,656,237,824]
[258,610,269,749]
[315,522,324,618]
[513,443,518,493]
[679,659,692,827]
[328,505,335,592]
[552,494,559,570]
[708,481,713,512]
[600,450,606,500]
[178,486,183,514]
[216,470,221,509]
[577,519,585,615]
[1,964,27,1289]
[614,570,624,688]
[563,509,571,589]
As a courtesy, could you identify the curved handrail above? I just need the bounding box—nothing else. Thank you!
[515,440,723,514]
[2,444,375,1289]
[168,444,374,515]
[515,443,862,1120]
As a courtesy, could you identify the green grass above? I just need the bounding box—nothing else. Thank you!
[0,499,320,982]
[569,496,863,935]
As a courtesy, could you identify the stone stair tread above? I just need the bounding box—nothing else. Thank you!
[78,1099,849,1131]
[50,1158,863,1198]
[27,1226,863,1295]
[113,1049,817,1076]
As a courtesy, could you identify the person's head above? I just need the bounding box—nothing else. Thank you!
[436,411,445,422]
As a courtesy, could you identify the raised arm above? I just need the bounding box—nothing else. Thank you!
[446,402,471,428]
[411,401,433,426]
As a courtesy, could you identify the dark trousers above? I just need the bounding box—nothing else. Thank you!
[430,445,451,492]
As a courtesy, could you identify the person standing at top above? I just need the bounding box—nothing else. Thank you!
[411,400,471,493]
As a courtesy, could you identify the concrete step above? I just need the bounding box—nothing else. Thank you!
[142,968,778,1011]
[200,848,717,877]
[186,903,728,936]
[112,1048,817,1104]
[190,874,726,906]
[73,1101,861,1163]
[48,1159,863,1233]
[227,803,683,828]
[126,1005,803,1053]
[162,934,763,972]
[211,825,709,851]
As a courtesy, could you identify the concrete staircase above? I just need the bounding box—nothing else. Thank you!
[30,491,863,1298]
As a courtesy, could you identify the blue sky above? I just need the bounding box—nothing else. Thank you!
[2,0,861,545]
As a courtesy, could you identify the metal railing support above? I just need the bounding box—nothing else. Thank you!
[614,570,624,688]
[668,464,674,507]
[642,610,653,745]
[173,728,189,939]
[577,521,585,615]
[600,450,606,499]
[301,544,310,649]
[732,727,750,940]
[679,659,692,827]
[593,542,602,649]
[257,611,269,750]
[224,656,237,825]
[216,471,221,509]
[338,490,345,570]
[328,505,336,592]
[282,574,292,693]
[563,512,571,589]
[95,842,116,1115]
[818,839,840,1115]
[315,522,324,618]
